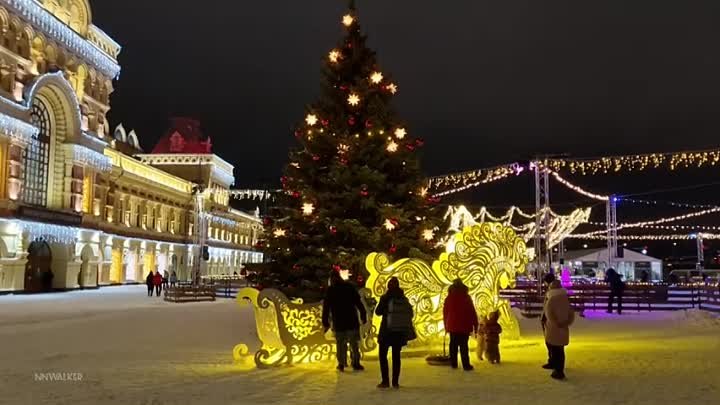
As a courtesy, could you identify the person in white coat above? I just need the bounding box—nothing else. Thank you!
[543,280,575,380]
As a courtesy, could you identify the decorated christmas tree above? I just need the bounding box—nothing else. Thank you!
[257,0,440,297]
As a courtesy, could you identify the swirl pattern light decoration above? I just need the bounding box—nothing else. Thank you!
[366,223,530,343]
[234,287,377,367]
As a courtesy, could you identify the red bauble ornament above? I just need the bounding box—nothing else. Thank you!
[292,191,301,198]
[280,176,288,184]
[348,116,356,126]
[294,130,302,138]
[339,158,348,166]
[329,226,338,235]
[405,144,416,152]
[340,85,348,91]
[332,264,342,272]
[321,119,329,127]
[263,217,272,226]
[415,139,425,147]
[365,120,373,128]
[292,264,301,272]
[360,190,369,197]
[312,155,320,161]
[389,245,397,254]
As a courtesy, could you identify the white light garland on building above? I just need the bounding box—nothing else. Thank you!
[66,144,112,172]
[20,220,79,245]
[6,0,121,78]
[0,112,39,145]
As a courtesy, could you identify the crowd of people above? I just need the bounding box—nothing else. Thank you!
[321,272,577,388]
[145,270,177,297]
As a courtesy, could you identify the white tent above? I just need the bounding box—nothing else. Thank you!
[560,248,663,281]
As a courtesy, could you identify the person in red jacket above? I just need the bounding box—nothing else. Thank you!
[153,271,163,297]
[443,279,479,371]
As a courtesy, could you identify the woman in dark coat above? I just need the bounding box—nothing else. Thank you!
[375,277,414,389]
[145,271,154,297]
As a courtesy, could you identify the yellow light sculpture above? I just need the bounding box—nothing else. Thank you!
[366,223,529,343]
[234,287,377,367]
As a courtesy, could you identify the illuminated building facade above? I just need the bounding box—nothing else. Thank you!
[0,1,262,293]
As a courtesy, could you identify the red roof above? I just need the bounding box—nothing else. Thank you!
[151,117,212,154]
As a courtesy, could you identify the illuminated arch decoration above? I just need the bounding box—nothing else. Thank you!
[234,287,377,367]
[366,223,530,343]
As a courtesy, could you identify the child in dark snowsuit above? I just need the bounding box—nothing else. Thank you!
[478,311,502,364]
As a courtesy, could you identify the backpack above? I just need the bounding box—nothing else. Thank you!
[386,296,416,340]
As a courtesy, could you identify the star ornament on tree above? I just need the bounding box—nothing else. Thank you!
[386,83,398,94]
[302,203,315,216]
[383,218,398,231]
[306,114,318,126]
[422,229,435,241]
[273,228,287,238]
[394,128,407,139]
[342,14,355,27]
[348,93,361,106]
[328,49,341,63]
[386,141,399,152]
[370,71,384,84]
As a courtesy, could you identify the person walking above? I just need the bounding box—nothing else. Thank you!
[605,268,625,314]
[375,277,415,389]
[543,280,575,380]
[322,271,367,372]
[153,271,163,297]
[145,271,154,297]
[541,273,557,369]
[443,279,478,371]
[162,271,169,290]
[169,271,177,288]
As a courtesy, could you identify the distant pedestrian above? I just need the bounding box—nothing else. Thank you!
[146,271,154,297]
[375,277,415,389]
[153,271,163,296]
[322,271,367,372]
[162,271,169,289]
[443,279,478,371]
[543,280,575,380]
[605,268,625,314]
[169,271,177,288]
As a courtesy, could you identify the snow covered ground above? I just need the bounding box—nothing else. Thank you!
[1,286,718,405]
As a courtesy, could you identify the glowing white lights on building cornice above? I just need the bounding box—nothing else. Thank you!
[0,112,39,145]
[5,0,121,78]
[65,144,112,172]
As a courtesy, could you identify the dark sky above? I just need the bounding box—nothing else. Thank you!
[91,0,720,258]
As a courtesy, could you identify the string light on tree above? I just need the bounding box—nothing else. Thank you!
[348,93,360,106]
[370,71,384,84]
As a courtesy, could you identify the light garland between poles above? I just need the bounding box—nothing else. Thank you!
[546,149,720,175]
[619,198,718,210]
[574,206,720,238]
[587,222,720,231]
[548,170,610,201]
[428,163,524,197]
[566,233,720,241]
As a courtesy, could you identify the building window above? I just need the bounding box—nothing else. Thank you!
[22,101,52,206]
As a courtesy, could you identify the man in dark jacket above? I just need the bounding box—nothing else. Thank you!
[322,271,367,372]
[605,268,624,314]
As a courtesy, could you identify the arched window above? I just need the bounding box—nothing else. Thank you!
[22,100,52,206]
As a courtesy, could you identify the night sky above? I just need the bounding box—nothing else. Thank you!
[91,0,720,259]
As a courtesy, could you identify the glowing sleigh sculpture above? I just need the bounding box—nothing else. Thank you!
[366,222,530,343]
[234,223,528,367]
[234,287,377,367]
